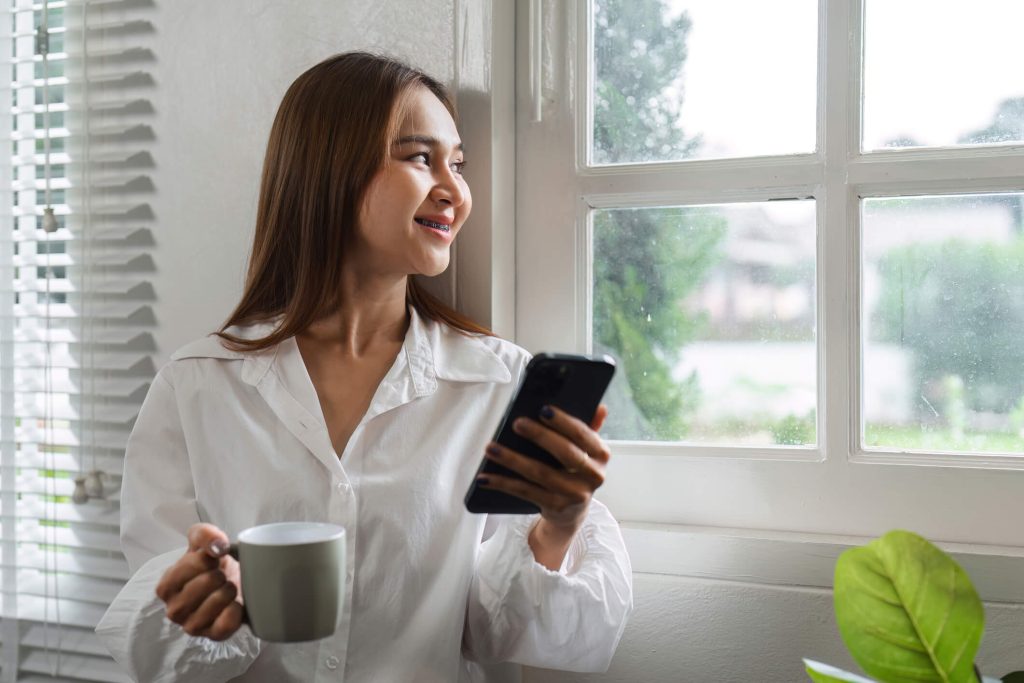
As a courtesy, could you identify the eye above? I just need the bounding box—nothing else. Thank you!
[451,161,466,175]
[407,151,430,165]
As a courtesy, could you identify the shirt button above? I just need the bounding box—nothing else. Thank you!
[325,655,339,670]
[335,482,348,493]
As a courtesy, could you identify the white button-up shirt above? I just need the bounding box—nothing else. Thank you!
[96,308,633,683]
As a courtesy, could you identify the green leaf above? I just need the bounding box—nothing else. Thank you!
[804,658,877,682]
[834,530,984,683]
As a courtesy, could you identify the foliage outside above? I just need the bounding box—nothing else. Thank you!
[591,0,725,440]
[872,235,1024,448]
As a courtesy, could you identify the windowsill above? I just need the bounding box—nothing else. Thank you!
[621,522,1024,603]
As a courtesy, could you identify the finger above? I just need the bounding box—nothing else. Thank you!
[486,442,600,491]
[187,523,231,558]
[182,581,238,636]
[156,550,218,603]
[591,404,609,432]
[536,405,613,465]
[164,568,228,626]
[203,601,246,642]
[476,472,561,510]
[512,415,604,473]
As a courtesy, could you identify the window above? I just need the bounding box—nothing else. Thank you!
[1,0,157,680]
[516,0,1024,542]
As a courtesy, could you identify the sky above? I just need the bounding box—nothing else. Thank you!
[657,0,1024,157]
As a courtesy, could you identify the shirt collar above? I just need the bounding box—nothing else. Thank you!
[401,305,512,387]
[174,307,512,388]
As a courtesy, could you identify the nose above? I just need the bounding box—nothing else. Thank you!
[430,165,466,208]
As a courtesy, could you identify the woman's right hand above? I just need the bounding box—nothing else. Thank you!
[155,523,245,641]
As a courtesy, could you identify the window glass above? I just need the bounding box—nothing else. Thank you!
[33,58,64,80]
[34,111,65,129]
[34,84,64,105]
[592,201,817,444]
[863,1,1024,150]
[591,0,817,164]
[863,193,1024,453]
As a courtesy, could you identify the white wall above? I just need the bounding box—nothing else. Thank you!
[527,574,1024,682]
[145,3,1024,682]
[148,0,455,362]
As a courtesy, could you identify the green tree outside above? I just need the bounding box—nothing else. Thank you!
[591,0,725,440]
[873,236,1024,419]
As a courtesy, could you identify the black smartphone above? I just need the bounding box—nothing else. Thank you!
[464,352,616,515]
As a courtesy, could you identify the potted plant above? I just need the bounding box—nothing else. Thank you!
[804,530,1023,683]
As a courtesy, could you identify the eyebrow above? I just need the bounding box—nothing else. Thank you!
[393,135,464,152]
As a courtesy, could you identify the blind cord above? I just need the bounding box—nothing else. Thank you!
[36,0,63,675]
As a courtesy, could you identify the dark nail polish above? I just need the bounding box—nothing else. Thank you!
[540,405,554,420]
[486,445,501,458]
[476,476,490,485]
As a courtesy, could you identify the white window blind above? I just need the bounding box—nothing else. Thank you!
[1,0,155,680]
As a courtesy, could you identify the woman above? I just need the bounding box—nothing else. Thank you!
[96,52,632,682]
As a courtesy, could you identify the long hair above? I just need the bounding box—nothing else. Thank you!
[218,52,491,351]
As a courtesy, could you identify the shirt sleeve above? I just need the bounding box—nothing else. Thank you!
[95,367,261,683]
[462,499,633,672]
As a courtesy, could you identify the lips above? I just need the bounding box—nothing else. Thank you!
[414,217,451,232]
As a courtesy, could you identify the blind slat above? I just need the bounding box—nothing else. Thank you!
[11,227,150,242]
[21,646,131,683]
[17,573,122,605]
[14,399,139,423]
[9,547,130,583]
[14,327,151,345]
[13,525,121,554]
[15,499,121,527]
[12,302,151,318]
[14,351,151,371]
[21,623,109,659]
[12,376,150,397]
[8,475,124,501]
[11,427,129,449]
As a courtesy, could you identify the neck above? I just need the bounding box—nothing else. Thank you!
[300,274,409,356]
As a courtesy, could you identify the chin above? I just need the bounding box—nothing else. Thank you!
[420,260,450,277]
[416,250,451,277]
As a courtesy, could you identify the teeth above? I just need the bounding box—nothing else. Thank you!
[415,218,450,231]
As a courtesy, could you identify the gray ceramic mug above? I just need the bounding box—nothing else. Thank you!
[227,522,346,642]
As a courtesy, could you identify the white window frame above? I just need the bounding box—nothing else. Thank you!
[513,0,1024,547]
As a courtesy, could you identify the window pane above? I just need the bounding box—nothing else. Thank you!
[863,194,1024,454]
[592,201,817,444]
[591,0,817,165]
[863,1,1024,150]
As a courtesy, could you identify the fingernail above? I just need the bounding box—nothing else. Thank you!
[540,405,555,420]
[476,476,490,485]
[486,444,501,458]
[513,418,527,432]
[209,540,228,557]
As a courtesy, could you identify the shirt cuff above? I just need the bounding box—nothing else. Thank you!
[96,548,261,683]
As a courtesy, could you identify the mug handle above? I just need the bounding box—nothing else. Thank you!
[223,543,250,626]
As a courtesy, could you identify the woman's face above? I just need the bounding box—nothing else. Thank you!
[354,86,471,279]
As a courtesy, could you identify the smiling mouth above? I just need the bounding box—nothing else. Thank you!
[414,218,451,232]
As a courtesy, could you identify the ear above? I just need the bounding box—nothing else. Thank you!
[590,404,609,432]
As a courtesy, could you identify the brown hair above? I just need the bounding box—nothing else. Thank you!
[218,52,491,351]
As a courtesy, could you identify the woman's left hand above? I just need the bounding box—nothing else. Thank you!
[477,403,611,537]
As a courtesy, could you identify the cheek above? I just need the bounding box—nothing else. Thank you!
[460,183,473,219]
